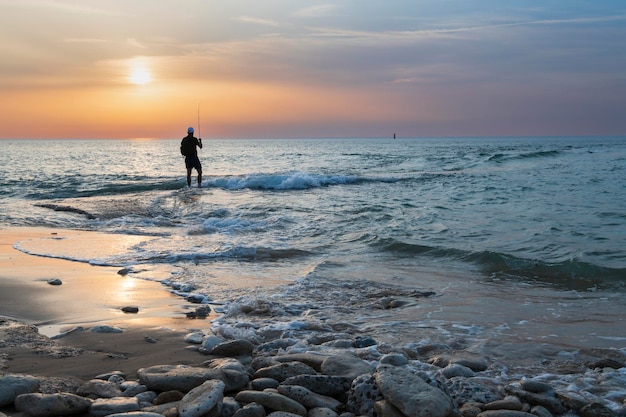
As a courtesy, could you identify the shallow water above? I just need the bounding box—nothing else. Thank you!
[1,137,625,366]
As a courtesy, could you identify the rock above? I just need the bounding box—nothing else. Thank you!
[579,403,618,417]
[250,378,280,390]
[118,268,131,275]
[123,384,148,397]
[210,339,255,356]
[374,400,406,417]
[95,370,126,380]
[47,278,62,285]
[89,397,140,417]
[0,374,40,407]
[520,379,554,394]
[451,356,489,372]
[375,364,454,417]
[309,408,340,417]
[186,294,206,304]
[76,379,123,399]
[277,384,342,411]
[477,411,537,417]
[555,390,589,410]
[154,390,185,405]
[184,331,205,344]
[530,406,554,417]
[14,393,92,417]
[587,359,625,370]
[254,361,317,382]
[142,402,181,416]
[138,360,248,393]
[121,306,139,313]
[445,376,503,405]
[90,325,124,333]
[485,396,523,411]
[108,413,165,417]
[505,386,566,415]
[274,352,331,371]
[282,375,352,396]
[76,379,123,398]
[321,353,373,379]
[442,363,476,379]
[136,390,157,404]
[323,339,354,348]
[267,412,303,417]
[354,336,377,348]
[179,380,225,417]
[200,335,227,354]
[232,402,266,417]
[235,390,307,416]
[186,306,211,319]
[379,354,408,367]
[222,396,242,417]
[460,402,484,417]
[346,373,382,415]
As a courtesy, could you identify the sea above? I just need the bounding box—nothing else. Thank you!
[1,136,625,369]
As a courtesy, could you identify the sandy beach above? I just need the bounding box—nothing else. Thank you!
[0,227,208,381]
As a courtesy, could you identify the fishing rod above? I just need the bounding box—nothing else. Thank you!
[197,103,201,139]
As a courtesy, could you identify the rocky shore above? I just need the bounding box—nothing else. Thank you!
[2,308,625,417]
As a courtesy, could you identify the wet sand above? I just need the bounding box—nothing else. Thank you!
[0,227,209,380]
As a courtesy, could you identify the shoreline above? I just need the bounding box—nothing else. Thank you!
[2,227,626,416]
[0,227,209,379]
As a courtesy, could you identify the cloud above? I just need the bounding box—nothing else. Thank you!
[233,16,280,27]
[294,4,337,18]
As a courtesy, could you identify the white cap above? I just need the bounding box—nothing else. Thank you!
[187,127,194,133]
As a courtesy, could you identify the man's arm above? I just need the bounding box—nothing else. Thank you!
[197,137,203,149]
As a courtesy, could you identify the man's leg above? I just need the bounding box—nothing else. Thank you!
[186,168,192,187]
[197,170,202,188]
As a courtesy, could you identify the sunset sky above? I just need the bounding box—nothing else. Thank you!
[1,0,625,139]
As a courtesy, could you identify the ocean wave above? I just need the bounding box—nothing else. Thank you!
[374,238,626,291]
[206,171,401,191]
[487,150,561,163]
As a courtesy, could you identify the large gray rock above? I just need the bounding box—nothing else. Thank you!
[321,353,373,379]
[0,374,40,407]
[89,397,140,417]
[138,360,248,392]
[346,373,382,416]
[14,393,92,417]
[375,364,454,417]
[235,390,307,416]
[282,375,352,396]
[210,339,255,356]
[254,361,317,382]
[505,386,566,415]
[107,413,167,417]
[76,379,124,398]
[179,380,225,417]
[277,384,342,411]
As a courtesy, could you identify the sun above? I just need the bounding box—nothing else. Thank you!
[129,66,152,85]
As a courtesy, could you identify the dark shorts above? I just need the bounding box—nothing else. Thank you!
[185,155,202,171]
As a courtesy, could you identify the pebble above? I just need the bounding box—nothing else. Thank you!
[46,278,62,286]
[90,325,123,333]
[1,315,624,417]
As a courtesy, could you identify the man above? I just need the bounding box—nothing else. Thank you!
[180,126,203,187]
